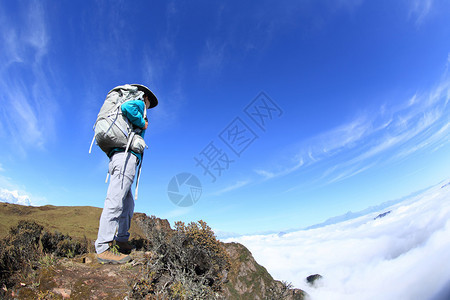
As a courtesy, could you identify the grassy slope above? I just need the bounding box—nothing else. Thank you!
[0,203,145,240]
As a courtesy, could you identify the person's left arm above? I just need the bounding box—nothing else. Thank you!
[121,100,146,129]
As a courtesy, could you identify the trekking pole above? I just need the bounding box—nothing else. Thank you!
[135,152,143,200]
[135,108,147,200]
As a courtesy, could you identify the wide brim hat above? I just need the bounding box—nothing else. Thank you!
[131,84,158,108]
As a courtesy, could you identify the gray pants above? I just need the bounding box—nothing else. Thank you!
[95,152,138,254]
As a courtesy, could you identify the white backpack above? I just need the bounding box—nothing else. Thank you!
[89,84,147,156]
[89,84,148,199]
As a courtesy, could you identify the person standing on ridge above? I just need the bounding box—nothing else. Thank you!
[94,84,158,264]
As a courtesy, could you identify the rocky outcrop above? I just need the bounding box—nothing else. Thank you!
[132,212,172,238]
[223,242,305,299]
[374,211,391,220]
[306,274,323,287]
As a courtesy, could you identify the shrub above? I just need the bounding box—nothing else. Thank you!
[41,230,66,253]
[130,220,231,299]
[0,221,44,291]
[130,237,152,252]
[0,221,92,293]
[173,220,230,291]
[41,230,91,257]
[265,281,294,299]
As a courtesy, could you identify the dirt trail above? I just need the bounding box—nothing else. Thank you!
[14,252,150,299]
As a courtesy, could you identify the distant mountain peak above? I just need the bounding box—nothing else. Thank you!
[374,211,391,220]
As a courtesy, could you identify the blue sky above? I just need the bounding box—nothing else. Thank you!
[0,0,449,236]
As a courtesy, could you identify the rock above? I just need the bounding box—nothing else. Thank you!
[306,274,323,287]
[133,213,172,239]
[374,211,391,220]
[76,253,96,264]
[52,288,71,298]
[107,271,117,277]
[83,256,93,264]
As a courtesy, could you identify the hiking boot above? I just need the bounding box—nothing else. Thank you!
[115,241,135,254]
[97,248,132,264]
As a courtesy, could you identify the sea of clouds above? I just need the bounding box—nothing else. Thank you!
[225,180,450,300]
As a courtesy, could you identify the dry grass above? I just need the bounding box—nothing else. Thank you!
[0,203,145,240]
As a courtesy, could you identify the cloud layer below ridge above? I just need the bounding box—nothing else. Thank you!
[225,180,450,300]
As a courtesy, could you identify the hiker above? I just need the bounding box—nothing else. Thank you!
[93,84,158,264]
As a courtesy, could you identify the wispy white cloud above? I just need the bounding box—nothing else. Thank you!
[226,181,450,299]
[0,1,58,154]
[211,180,251,196]
[409,0,434,25]
[325,162,377,185]
[394,122,450,159]
[258,75,450,186]
[255,158,304,180]
[313,114,377,156]
[0,173,12,190]
[0,29,22,68]
[24,1,49,59]
[195,0,368,77]
[445,53,450,77]
[198,39,226,75]
[138,2,186,133]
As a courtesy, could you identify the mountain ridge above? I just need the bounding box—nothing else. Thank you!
[0,202,306,299]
